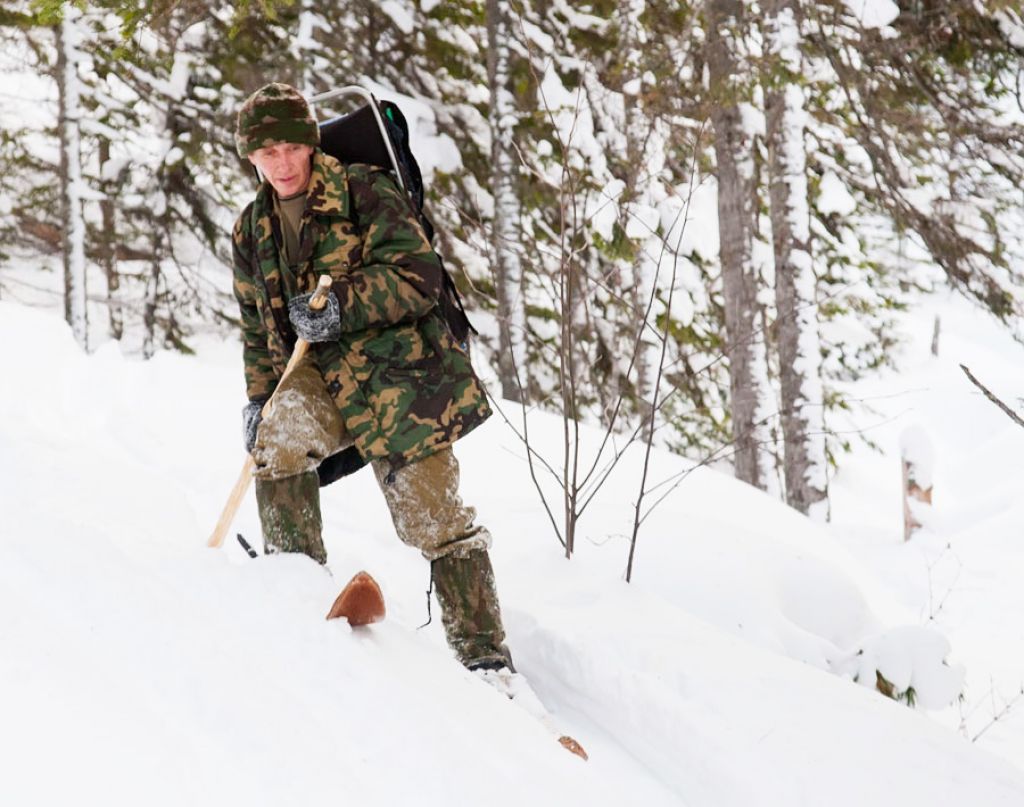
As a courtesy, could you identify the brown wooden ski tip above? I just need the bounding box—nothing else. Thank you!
[326,571,386,626]
[558,735,588,760]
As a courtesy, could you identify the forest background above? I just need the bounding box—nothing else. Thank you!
[1,0,1023,533]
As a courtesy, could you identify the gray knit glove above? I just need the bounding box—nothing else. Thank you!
[242,401,263,453]
[288,290,341,342]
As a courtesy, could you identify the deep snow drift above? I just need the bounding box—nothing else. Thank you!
[2,293,1024,806]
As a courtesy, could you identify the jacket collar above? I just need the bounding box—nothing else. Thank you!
[304,150,350,217]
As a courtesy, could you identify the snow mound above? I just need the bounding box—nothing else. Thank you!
[3,300,1024,806]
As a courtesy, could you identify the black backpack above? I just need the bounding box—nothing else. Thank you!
[317,94,475,345]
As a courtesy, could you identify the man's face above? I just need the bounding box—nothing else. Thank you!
[247,142,314,197]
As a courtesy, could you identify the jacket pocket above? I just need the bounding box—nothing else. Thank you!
[383,356,439,376]
[361,320,437,365]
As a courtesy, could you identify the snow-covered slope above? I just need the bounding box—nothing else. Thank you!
[828,289,1024,764]
[2,298,1024,806]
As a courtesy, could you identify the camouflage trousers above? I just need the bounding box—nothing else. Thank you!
[251,356,509,668]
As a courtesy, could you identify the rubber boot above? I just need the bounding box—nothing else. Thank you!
[255,471,327,565]
[431,548,511,669]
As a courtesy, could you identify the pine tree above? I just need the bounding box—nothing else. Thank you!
[805,1,1024,332]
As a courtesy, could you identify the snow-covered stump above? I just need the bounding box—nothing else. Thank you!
[836,626,965,709]
[900,425,935,541]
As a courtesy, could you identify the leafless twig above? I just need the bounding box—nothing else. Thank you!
[960,364,1024,429]
[972,683,1024,743]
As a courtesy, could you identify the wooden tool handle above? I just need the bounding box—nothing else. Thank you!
[207,455,256,548]
[308,274,333,310]
[207,274,335,550]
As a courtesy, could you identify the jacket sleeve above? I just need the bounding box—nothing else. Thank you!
[332,168,444,333]
[232,211,279,401]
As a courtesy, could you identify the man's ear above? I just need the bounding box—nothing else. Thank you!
[247,153,257,165]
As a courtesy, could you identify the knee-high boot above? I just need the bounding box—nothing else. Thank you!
[431,548,511,669]
[255,471,327,565]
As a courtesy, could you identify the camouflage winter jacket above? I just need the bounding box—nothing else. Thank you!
[232,150,491,470]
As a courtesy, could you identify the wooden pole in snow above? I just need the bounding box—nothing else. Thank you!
[900,425,934,542]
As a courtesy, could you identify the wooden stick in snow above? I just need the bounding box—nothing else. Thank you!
[902,457,933,542]
[900,425,934,542]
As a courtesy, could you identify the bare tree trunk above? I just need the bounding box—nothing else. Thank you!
[617,0,658,432]
[143,229,162,360]
[765,0,827,518]
[98,138,123,340]
[486,0,527,402]
[705,0,775,491]
[559,191,584,558]
[56,12,88,351]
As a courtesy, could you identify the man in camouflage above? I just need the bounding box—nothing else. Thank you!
[232,83,510,672]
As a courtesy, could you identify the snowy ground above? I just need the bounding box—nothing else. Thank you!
[828,290,1024,762]
[2,291,1024,806]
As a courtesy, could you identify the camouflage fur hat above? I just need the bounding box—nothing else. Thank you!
[235,83,320,157]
